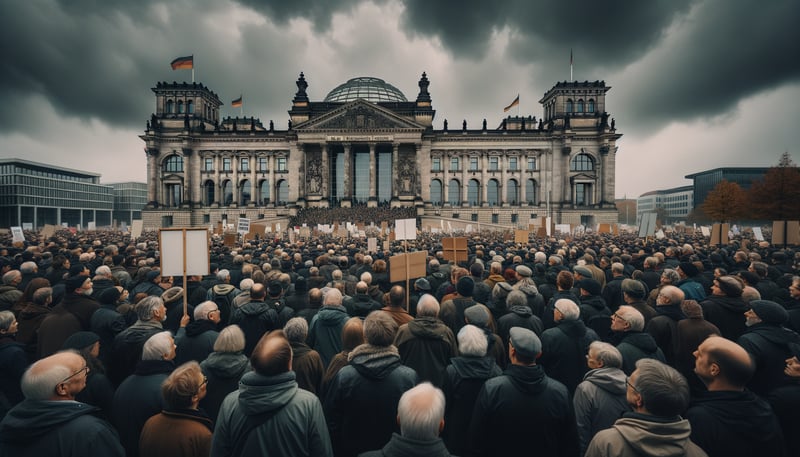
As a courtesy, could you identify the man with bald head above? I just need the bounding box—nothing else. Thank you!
[212,330,332,456]
[687,336,785,457]
[0,351,124,456]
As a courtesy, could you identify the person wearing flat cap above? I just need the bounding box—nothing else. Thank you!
[676,262,707,302]
[738,299,800,396]
[700,275,749,341]
[131,269,164,298]
[36,274,99,358]
[468,326,579,457]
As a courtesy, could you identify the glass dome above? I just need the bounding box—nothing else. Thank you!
[324,77,408,103]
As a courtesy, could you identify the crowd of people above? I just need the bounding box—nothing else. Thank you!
[0,225,798,456]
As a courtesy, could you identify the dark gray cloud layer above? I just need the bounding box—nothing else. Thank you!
[0,0,797,144]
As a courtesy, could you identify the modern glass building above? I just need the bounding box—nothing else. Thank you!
[685,167,768,210]
[109,182,148,225]
[0,159,145,229]
[636,185,694,224]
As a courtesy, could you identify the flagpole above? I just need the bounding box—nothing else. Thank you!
[570,48,573,82]
[192,55,195,83]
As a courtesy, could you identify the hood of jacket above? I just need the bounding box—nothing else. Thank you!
[556,318,589,338]
[611,413,694,457]
[518,284,540,297]
[690,390,780,441]
[316,305,348,326]
[348,343,402,380]
[212,284,236,296]
[581,295,608,311]
[237,300,271,317]
[408,316,449,339]
[582,367,627,395]
[450,355,499,379]
[134,359,175,376]
[744,323,800,346]
[185,318,218,337]
[237,370,297,416]
[0,400,100,443]
[200,351,250,379]
[703,295,749,314]
[503,363,548,395]
[508,305,533,318]
[117,320,163,344]
[619,331,659,353]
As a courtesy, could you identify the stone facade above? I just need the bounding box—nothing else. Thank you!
[141,75,621,230]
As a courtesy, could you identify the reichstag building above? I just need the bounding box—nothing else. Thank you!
[141,73,621,230]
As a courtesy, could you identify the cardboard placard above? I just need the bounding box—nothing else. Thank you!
[159,229,210,277]
[710,223,730,245]
[389,251,428,283]
[11,227,24,243]
[223,233,237,247]
[514,230,529,244]
[395,218,417,241]
[441,237,468,264]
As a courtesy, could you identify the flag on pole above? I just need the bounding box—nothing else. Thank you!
[170,55,194,70]
[231,96,243,108]
[503,95,519,112]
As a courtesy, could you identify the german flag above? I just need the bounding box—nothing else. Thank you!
[503,95,519,112]
[231,96,243,108]
[170,55,193,70]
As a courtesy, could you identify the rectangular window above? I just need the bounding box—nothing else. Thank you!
[257,157,268,172]
[469,157,479,171]
[471,213,478,222]
[222,158,232,172]
[240,158,249,172]
[277,157,287,172]
[576,183,589,205]
[511,214,518,223]
[489,157,499,171]
[509,157,518,171]
[492,214,499,224]
[527,157,536,170]
[450,157,459,172]
[432,157,442,172]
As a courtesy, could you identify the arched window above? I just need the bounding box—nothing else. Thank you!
[222,180,233,206]
[566,99,573,113]
[468,179,481,206]
[486,179,499,206]
[259,180,270,205]
[163,155,183,172]
[240,179,251,206]
[577,99,585,113]
[430,179,443,206]
[448,179,461,206]
[187,100,194,114]
[526,179,537,205]
[166,100,174,114]
[507,179,519,205]
[277,180,289,205]
[177,101,185,114]
[587,99,595,113]
[204,180,215,206]
[570,153,594,171]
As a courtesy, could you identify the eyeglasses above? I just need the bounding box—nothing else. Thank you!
[207,308,220,318]
[626,377,639,393]
[59,365,90,385]
[611,313,628,323]
[194,375,208,395]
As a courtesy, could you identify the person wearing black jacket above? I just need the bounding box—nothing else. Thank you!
[687,336,785,457]
[469,327,579,457]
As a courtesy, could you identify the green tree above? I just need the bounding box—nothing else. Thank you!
[701,180,747,223]
[748,152,800,220]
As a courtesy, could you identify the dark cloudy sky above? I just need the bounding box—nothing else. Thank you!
[1,0,798,198]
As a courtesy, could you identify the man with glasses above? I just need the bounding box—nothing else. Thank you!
[175,300,221,365]
[585,358,706,457]
[0,351,124,456]
[611,306,665,375]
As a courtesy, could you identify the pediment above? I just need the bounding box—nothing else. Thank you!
[296,99,424,131]
[571,172,597,181]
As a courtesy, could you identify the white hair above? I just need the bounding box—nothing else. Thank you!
[554,298,580,321]
[283,317,309,343]
[397,382,445,440]
[95,265,111,276]
[194,301,218,321]
[142,331,173,360]
[416,294,440,317]
[239,278,254,291]
[323,288,343,306]
[457,324,488,357]
[21,351,81,401]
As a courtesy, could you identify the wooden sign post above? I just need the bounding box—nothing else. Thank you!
[160,228,210,317]
[441,237,468,265]
[389,251,428,311]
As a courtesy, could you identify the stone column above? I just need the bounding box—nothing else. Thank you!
[461,153,468,206]
[368,143,377,206]
[213,154,221,206]
[321,143,329,199]
[442,152,449,206]
[232,152,239,206]
[146,148,158,204]
[343,143,352,206]
[249,151,257,206]
[391,143,399,200]
[481,154,488,206]
[268,153,275,206]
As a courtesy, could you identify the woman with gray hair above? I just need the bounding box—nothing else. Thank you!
[440,324,502,456]
[284,317,324,395]
[199,324,250,422]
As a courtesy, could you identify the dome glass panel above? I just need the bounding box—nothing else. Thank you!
[324,77,408,103]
